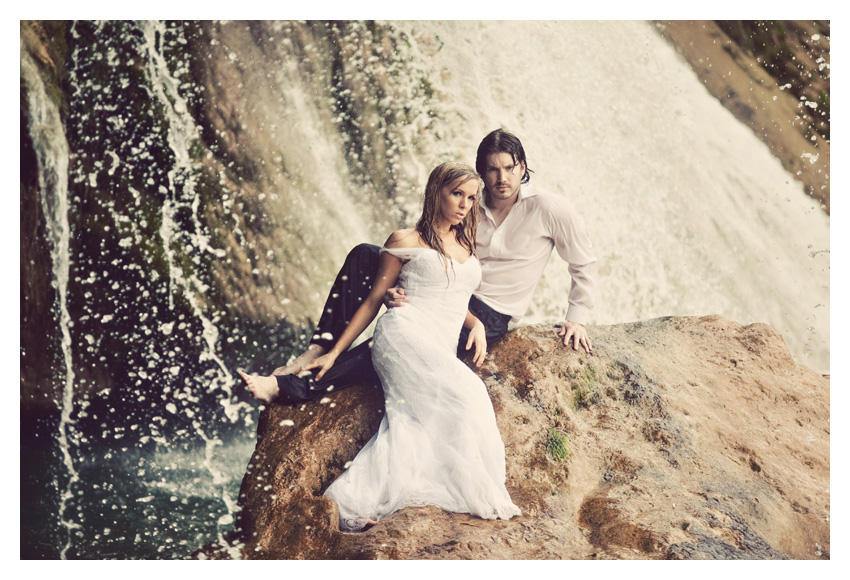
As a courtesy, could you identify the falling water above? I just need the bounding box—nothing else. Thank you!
[21,49,79,559]
[23,20,263,559]
[137,20,247,556]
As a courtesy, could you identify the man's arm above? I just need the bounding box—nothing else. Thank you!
[384,287,410,308]
[547,196,597,353]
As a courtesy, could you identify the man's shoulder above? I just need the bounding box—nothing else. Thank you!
[518,185,586,235]
[522,185,569,212]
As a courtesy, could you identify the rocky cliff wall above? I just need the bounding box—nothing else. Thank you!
[199,316,829,560]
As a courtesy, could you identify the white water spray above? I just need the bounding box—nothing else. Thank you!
[139,20,243,415]
[22,49,80,559]
[139,21,247,547]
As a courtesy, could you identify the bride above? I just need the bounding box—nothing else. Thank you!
[263,161,521,532]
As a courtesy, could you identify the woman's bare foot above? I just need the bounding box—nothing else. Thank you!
[238,371,279,403]
[273,343,327,376]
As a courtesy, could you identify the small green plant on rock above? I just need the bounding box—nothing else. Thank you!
[571,387,592,410]
[582,364,598,387]
[545,428,570,462]
[606,362,627,382]
[569,363,598,410]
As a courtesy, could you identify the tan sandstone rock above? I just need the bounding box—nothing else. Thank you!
[654,20,830,213]
[199,315,829,560]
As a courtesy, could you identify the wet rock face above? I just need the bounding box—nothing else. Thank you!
[201,316,829,560]
[20,19,439,420]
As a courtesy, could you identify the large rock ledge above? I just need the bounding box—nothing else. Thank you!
[198,315,829,560]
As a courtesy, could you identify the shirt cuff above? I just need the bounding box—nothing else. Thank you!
[565,304,591,326]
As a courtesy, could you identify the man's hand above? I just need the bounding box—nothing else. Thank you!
[384,287,410,309]
[465,319,488,367]
[558,321,592,354]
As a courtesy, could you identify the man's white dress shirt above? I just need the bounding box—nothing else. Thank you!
[474,184,597,325]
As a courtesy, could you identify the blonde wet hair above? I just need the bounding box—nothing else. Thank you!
[415,161,482,265]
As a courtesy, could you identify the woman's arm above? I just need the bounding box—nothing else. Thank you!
[303,236,407,379]
[462,311,487,367]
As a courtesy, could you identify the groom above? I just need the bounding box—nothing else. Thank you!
[244,129,597,404]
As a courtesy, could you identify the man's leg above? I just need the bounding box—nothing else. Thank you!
[310,243,382,350]
[457,296,512,358]
[275,340,381,404]
[274,243,381,376]
[273,243,383,404]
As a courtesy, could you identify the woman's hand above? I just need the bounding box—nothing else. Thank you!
[302,351,340,381]
[465,318,488,367]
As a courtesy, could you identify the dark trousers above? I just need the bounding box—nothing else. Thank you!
[274,243,511,405]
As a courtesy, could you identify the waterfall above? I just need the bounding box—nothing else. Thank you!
[21,49,79,559]
[137,21,247,557]
[20,20,828,559]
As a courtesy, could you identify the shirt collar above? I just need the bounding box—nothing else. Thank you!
[481,184,537,221]
[516,184,538,201]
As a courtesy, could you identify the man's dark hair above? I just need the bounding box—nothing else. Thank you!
[475,129,534,184]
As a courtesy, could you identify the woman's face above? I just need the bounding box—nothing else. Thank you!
[437,177,478,228]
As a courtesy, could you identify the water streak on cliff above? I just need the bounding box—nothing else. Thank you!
[21,48,79,559]
[138,21,246,550]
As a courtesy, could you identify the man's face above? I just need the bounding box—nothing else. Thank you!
[482,152,525,202]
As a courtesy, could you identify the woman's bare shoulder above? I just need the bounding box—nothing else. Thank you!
[384,228,424,249]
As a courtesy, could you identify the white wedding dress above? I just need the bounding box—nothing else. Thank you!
[324,247,521,532]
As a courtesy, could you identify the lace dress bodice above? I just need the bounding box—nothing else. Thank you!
[376,247,481,354]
